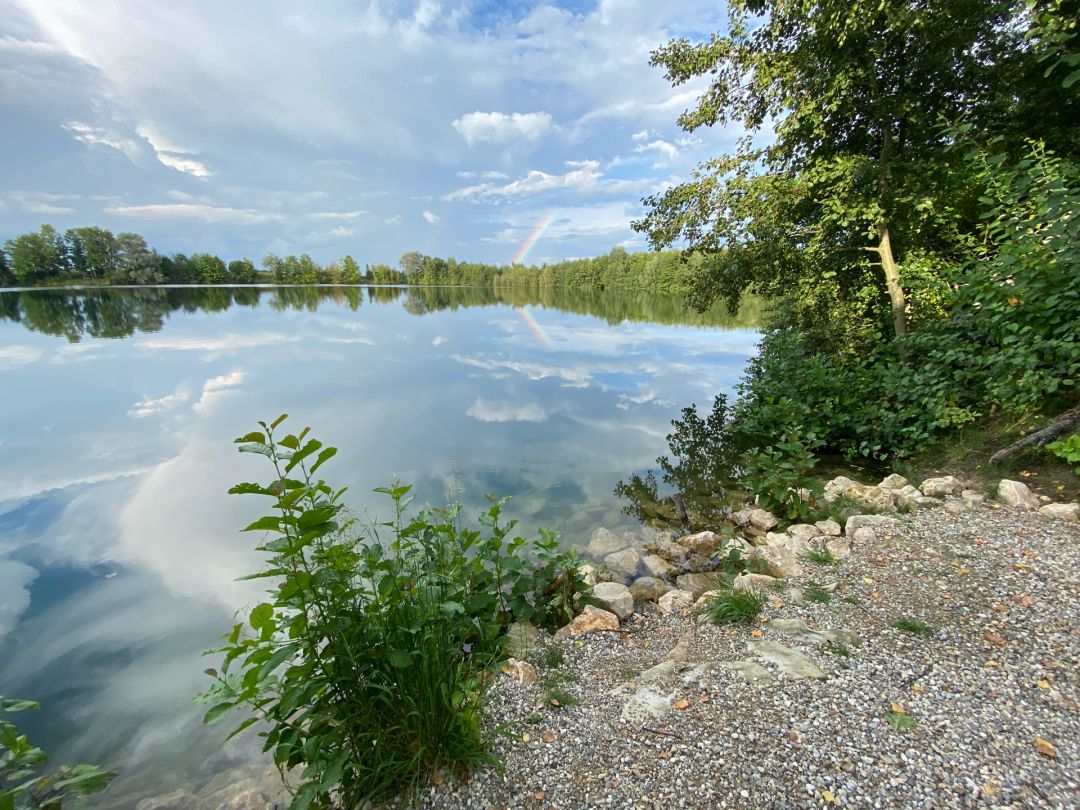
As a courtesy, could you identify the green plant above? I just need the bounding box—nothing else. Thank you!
[197,416,590,808]
[1,698,114,809]
[822,641,851,658]
[694,587,766,626]
[893,619,935,639]
[543,645,565,670]
[740,435,823,523]
[802,548,837,565]
[805,583,833,604]
[887,709,918,730]
[1047,433,1080,473]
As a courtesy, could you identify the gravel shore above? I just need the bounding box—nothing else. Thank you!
[406,503,1080,809]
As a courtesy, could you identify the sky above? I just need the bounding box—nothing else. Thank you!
[0,0,737,267]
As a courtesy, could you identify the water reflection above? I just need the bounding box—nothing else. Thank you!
[0,285,759,807]
[0,285,760,341]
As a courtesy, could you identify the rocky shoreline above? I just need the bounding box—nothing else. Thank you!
[138,476,1079,809]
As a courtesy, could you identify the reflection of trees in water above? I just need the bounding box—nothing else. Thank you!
[615,395,742,530]
[0,284,760,343]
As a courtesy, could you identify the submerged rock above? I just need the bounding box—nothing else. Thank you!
[603,546,643,579]
[588,526,628,558]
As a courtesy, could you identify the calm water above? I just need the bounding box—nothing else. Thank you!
[0,285,758,805]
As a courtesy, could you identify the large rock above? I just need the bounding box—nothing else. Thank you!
[749,639,827,680]
[786,523,822,543]
[815,518,842,537]
[766,532,811,556]
[641,553,678,579]
[998,479,1041,510]
[844,514,901,535]
[675,572,728,599]
[657,589,695,615]
[748,544,803,579]
[603,546,643,579]
[591,581,634,619]
[823,476,859,502]
[644,538,690,567]
[961,489,987,504]
[879,473,910,490]
[629,576,672,602]
[588,527,628,558]
[846,483,899,512]
[677,530,724,555]
[1039,502,1080,522]
[825,536,853,559]
[748,508,779,532]
[732,572,780,593]
[920,476,964,497]
[850,527,877,544]
[554,605,620,639]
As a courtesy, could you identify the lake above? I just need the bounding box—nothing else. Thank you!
[0,285,759,806]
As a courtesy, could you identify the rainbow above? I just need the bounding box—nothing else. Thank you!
[510,211,557,265]
[515,306,553,348]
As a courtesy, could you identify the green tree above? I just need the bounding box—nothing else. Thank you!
[0,248,12,286]
[340,254,361,284]
[296,253,320,284]
[228,258,257,284]
[114,233,162,284]
[191,253,228,284]
[633,0,1029,339]
[4,225,68,283]
[263,253,288,284]
[65,227,118,279]
[399,251,423,282]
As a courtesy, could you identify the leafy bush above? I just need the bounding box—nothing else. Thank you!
[197,416,589,808]
[1047,432,1080,473]
[740,435,822,523]
[1,698,114,808]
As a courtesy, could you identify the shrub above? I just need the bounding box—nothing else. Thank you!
[1047,432,1080,473]
[740,434,822,523]
[196,416,589,808]
[1,698,114,808]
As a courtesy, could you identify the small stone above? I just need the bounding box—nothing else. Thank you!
[641,553,678,579]
[501,657,538,684]
[997,479,1041,510]
[666,634,691,662]
[591,581,634,619]
[815,518,842,536]
[603,546,643,579]
[879,473,910,490]
[629,576,671,602]
[944,499,969,514]
[677,530,724,555]
[920,476,964,497]
[588,526,628,558]
[1039,502,1080,522]
[657,589,695,615]
[960,489,987,504]
[554,605,619,639]
[676,572,728,598]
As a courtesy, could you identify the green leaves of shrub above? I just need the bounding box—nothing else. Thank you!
[1,698,114,809]
[198,416,590,809]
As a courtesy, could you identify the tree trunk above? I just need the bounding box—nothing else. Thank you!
[878,224,908,339]
[989,406,1080,465]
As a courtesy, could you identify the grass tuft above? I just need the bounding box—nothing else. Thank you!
[802,547,837,565]
[806,582,833,604]
[694,587,766,626]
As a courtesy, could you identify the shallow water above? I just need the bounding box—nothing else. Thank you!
[0,284,758,805]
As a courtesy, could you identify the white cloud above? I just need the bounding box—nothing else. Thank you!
[456,170,509,180]
[135,332,297,353]
[452,354,592,388]
[328,225,356,237]
[104,203,283,225]
[446,160,602,201]
[154,152,212,179]
[422,210,440,224]
[127,390,190,418]
[633,138,679,165]
[466,398,548,423]
[432,335,447,346]
[0,560,38,639]
[451,111,554,146]
[63,121,142,160]
[484,201,636,245]
[0,346,46,370]
[306,210,365,221]
[384,214,402,225]
[192,370,246,414]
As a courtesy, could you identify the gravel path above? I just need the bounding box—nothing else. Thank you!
[405,504,1080,809]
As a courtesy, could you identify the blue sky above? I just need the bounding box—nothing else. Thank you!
[0,0,737,267]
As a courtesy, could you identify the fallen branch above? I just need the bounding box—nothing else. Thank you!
[989,406,1080,465]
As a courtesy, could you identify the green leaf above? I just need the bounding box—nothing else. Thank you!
[237,442,274,458]
[242,516,281,533]
[270,413,289,429]
[202,702,235,725]
[249,603,274,631]
[235,431,266,444]
[1,699,39,713]
[224,716,259,742]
